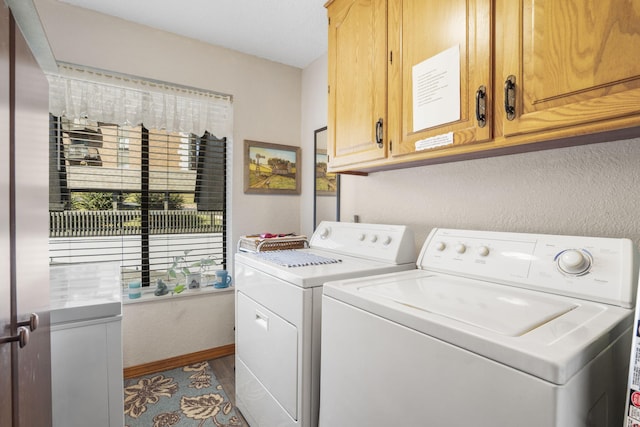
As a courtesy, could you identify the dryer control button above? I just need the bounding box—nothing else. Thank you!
[382,236,392,246]
[435,242,446,251]
[455,244,466,254]
[319,227,330,239]
[477,246,490,257]
[370,235,378,243]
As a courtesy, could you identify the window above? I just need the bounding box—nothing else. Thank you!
[49,116,228,291]
[117,132,130,168]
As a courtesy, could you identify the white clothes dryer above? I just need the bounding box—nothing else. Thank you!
[319,228,639,427]
[235,221,417,427]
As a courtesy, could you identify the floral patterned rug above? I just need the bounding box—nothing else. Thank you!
[124,361,243,427]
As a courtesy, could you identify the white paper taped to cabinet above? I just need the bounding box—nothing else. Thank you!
[415,131,454,151]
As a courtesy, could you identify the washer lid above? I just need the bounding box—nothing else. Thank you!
[359,275,577,336]
[323,269,633,385]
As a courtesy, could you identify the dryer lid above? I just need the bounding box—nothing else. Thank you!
[358,274,577,336]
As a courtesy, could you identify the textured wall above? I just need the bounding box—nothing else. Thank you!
[122,291,235,367]
[339,137,640,250]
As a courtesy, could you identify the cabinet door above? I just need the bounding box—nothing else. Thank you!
[52,320,123,427]
[502,0,640,137]
[327,0,388,169]
[388,0,492,161]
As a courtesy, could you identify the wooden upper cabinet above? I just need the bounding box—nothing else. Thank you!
[326,0,388,170]
[326,0,640,173]
[501,0,640,137]
[388,0,492,160]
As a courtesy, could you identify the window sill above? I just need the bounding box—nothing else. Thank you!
[122,284,234,305]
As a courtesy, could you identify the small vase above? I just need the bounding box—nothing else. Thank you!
[187,273,201,289]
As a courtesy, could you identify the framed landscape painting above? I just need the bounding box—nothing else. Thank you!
[244,140,301,194]
[315,149,338,196]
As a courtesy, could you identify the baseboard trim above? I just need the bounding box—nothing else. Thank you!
[123,343,236,379]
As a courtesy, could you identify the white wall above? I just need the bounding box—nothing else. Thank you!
[122,291,235,367]
[34,0,304,366]
[339,138,640,249]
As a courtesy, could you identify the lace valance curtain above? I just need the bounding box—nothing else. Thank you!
[47,63,233,137]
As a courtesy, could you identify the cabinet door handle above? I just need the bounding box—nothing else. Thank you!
[0,326,30,348]
[504,75,516,121]
[375,118,383,148]
[17,313,39,332]
[475,85,487,128]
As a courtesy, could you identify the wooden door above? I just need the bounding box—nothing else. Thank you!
[326,0,388,170]
[0,7,51,426]
[0,4,12,425]
[388,0,492,161]
[502,0,640,137]
[12,11,52,426]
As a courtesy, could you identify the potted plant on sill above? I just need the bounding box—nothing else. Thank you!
[157,250,217,295]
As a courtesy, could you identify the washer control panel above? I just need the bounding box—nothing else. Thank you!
[420,228,638,308]
[555,249,593,276]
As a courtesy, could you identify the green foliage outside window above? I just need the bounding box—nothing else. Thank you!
[70,192,185,211]
[71,192,113,211]
[129,193,185,210]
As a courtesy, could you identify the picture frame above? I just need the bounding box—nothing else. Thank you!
[244,140,301,195]
[315,149,337,196]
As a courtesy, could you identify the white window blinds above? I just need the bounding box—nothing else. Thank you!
[47,64,232,292]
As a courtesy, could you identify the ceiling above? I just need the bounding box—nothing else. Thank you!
[56,0,329,69]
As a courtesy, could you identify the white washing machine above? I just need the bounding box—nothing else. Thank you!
[319,228,639,427]
[235,221,417,427]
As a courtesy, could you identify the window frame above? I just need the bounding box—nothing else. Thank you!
[49,116,228,291]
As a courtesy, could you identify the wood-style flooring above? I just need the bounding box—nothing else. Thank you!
[209,354,249,426]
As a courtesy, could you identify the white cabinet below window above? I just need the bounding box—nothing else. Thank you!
[51,316,123,427]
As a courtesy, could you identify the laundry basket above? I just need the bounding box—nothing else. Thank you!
[237,234,309,253]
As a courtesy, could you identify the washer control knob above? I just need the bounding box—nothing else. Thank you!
[370,235,378,243]
[557,249,592,275]
[383,236,392,246]
[455,244,466,254]
[319,227,330,239]
[358,233,366,241]
[434,242,446,251]
[477,246,490,257]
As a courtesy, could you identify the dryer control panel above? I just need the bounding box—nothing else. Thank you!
[310,221,416,265]
[419,228,639,308]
